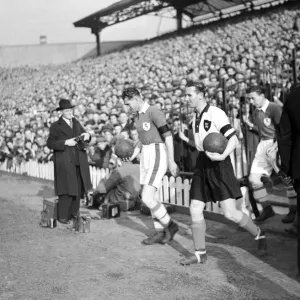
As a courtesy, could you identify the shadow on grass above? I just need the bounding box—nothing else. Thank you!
[114,212,299,300]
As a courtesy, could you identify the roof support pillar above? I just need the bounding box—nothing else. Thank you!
[92,28,102,57]
[95,31,101,57]
[176,7,183,31]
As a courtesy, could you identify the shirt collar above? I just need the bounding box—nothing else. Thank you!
[195,103,210,119]
[62,116,72,125]
[139,102,150,114]
[257,100,269,113]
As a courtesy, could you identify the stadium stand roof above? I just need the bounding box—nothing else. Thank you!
[73,0,287,56]
[73,0,284,32]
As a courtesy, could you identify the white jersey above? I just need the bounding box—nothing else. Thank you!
[192,104,236,152]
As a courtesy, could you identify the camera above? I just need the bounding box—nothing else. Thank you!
[86,191,105,208]
[74,135,89,151]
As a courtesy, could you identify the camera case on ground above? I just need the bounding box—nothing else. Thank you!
[40,197,58,228]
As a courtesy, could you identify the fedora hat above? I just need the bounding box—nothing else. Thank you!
[55,99,75,111]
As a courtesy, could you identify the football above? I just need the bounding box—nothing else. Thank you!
[203,132,227,154]
[114,139,134,159]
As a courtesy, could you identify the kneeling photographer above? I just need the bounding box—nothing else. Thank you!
[47,99,92,225]
[90,139,141,210]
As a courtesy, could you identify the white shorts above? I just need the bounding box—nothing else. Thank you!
[250,139,277,176]
[140,143,168,189]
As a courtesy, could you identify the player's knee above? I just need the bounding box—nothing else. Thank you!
[190,200,205,222]
[223,208,240,223]
[141,187,157,209]
[249,173,262,189]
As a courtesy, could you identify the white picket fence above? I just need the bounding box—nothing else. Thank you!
[0,157,249,215]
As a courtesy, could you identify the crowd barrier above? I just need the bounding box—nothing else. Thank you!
[0,155,249,216]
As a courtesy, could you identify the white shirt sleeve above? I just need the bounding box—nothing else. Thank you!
[213,108,236,139]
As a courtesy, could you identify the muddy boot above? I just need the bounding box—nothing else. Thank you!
[255,206,275,223]
[180,250,207,265]
[141,232,165,245]
[160,220,179,244]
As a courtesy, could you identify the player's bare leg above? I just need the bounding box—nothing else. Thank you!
[141,185,178,245]
[221,198,267,256]
[180,200,207,265]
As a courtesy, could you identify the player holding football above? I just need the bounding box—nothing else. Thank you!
[180,82,267,265]
[122,87,179,245]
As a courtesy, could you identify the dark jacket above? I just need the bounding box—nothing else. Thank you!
[95,145,112,169]
[173,129,197,172]
[278,85,300,188]
[47,117,92,196]
[241,111,260,166]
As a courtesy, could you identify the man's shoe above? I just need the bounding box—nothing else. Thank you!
[180,251,207,265]
[141,232,165,245]
[57,219,70,224]
[281,210,296,224]
[160,220,179,244]
[255,206,275,223]
[255,228,267,256]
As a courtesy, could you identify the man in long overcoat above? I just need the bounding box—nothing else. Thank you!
[47,99,92,223]
[278,83,300,275]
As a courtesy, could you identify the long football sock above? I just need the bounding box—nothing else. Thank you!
[238,213,258,237]
[151,202,171,228]
[191,220,206,251]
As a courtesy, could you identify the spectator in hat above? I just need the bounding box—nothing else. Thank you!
[47,99,92,224]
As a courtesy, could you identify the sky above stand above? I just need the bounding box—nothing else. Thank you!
[0,0,177,45]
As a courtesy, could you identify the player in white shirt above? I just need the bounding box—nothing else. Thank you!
[180,82,267,265]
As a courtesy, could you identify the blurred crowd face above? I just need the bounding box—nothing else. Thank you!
[210,99,217,106]
[121,130,130,139]
[130,129,139,141]
[110,115,118,125]
[119,112,128,125]
[100,113,108,122]
[104,131,113,143]
[5,130,12,138]
[73,108,80,118]
[98,141,107,151]
[114,124,122,135]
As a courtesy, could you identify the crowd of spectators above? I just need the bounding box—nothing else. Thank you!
[0,4,300,172]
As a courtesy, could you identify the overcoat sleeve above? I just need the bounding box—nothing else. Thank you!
[47,123,66,151]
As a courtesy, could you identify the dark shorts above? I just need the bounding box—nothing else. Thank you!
[190,152,242,203]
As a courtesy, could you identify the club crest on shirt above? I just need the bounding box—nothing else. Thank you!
[264,117,271,127]
[142,122,151,131]
[203,120,211,131]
